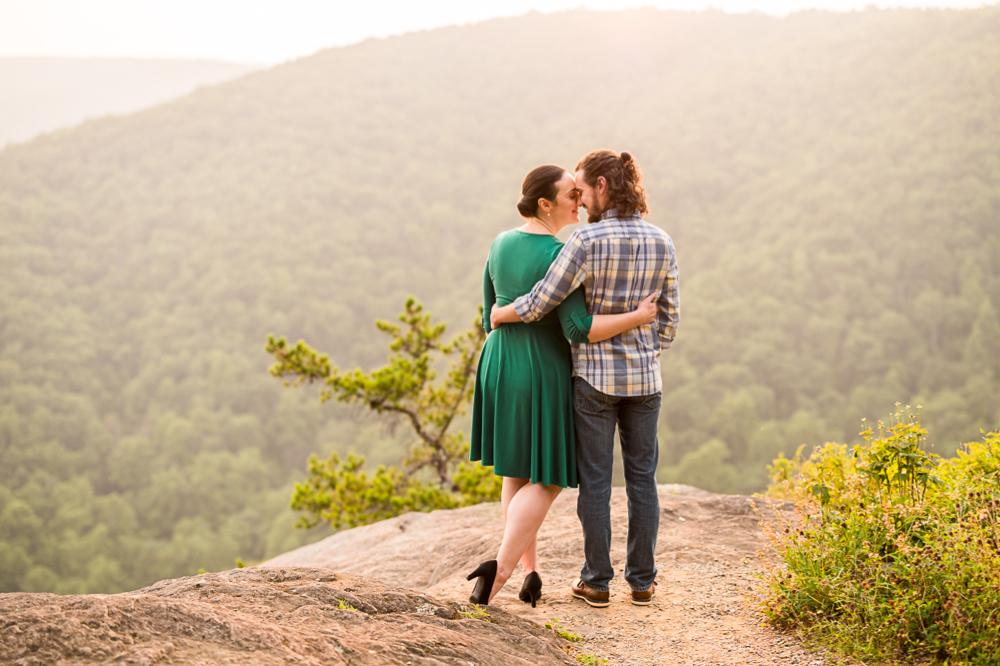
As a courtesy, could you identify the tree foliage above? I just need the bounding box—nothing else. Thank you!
[0,7,997,592]
[266,298,498,529]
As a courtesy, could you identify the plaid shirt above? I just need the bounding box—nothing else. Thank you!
[513,210,679,396]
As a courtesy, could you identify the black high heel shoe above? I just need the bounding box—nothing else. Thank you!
[466,560,498,605]
[518,571,542,608]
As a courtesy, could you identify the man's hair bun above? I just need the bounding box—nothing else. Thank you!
[575,149,648,218]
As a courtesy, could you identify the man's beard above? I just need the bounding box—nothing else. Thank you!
[586,202,604,223]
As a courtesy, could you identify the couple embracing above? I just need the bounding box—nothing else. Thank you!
[467,150,680,609]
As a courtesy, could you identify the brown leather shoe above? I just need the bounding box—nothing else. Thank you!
[571,578,610,608]
[630,583,656,606]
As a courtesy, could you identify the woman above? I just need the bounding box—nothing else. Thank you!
[467,165,656,606]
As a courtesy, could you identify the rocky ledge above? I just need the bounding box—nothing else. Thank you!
[266,484,813,666]
[2,486,811,666]
[0,567,576,666]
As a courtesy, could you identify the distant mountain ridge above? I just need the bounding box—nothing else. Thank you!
[0,57,259,146]
[0,7,997,596]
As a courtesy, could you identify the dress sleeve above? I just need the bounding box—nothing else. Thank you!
[556,286,593,344]
[482,249,496,334]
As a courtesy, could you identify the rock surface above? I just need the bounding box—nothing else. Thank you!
[267,484,752,583]
[269,484,824,666]
[0,567,576,665]
[2,486,824,666]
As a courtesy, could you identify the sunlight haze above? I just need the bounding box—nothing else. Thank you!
[1,0,992,63]
[1,1,999,653]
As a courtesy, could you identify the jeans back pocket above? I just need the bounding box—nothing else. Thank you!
[574,378,607,414]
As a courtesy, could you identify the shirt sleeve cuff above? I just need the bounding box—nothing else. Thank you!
[514,295,540,323]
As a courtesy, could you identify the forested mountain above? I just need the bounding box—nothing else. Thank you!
[0,58,259,146]
[1,7,998,594]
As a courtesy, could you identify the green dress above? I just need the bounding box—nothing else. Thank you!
[470,229,593,488]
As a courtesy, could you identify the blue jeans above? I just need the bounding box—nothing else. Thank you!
[574,377,661,592]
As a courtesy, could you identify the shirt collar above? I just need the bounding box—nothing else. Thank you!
[600,208,641,221]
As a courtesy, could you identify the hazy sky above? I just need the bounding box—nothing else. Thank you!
[1,0,992,64]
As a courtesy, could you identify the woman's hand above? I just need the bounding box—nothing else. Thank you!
[635,293,657,325]
[490,302,520,329]
[586,293,659,343]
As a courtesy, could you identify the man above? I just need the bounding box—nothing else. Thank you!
[491,149,679,607]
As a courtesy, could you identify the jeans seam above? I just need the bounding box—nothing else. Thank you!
[584,584,609,593]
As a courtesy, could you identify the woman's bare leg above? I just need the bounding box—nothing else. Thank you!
[489,481,562,601]
[501,477,537,574]
[501,477,530,523]
[520,533,538,575]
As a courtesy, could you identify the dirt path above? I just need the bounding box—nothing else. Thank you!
[269,485,831,665]
[504,561,824,666]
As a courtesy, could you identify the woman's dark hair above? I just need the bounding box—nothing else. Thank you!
[517,165,566,218]
[575,150,649,219]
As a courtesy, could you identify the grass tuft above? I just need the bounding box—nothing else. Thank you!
[545,618,582,642]
[459,605,491,622]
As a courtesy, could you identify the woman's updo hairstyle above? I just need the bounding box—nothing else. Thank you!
[517,164,567,218]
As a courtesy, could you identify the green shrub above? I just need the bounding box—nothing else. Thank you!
[757,407,1000,664]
